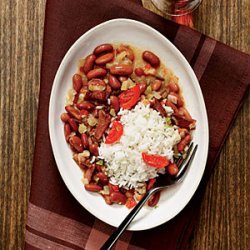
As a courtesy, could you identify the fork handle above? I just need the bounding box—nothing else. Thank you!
[100,188,157,250]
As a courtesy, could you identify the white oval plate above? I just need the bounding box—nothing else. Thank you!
[49,19,209,231]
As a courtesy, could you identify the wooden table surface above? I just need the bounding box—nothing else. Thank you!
[0,0,249,249]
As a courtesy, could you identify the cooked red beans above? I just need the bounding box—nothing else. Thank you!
[61,43,195,208]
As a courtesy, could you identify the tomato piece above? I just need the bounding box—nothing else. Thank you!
[147,178,156,190]
[105,121,123,144]
[109,183,119,193]
[125,197,137,209]
[119,85,140,109]
[142,152,169,168]
[119,90,134,103]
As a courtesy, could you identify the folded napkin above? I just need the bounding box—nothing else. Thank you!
[25,0,250,249]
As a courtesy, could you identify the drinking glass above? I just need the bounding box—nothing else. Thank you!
[151,0,202,16]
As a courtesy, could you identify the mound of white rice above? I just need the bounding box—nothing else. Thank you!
[98,102,181,189]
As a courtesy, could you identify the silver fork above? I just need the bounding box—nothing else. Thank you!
[100,143,198,250]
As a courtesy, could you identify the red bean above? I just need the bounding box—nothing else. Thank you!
[85,165,95,183]
[80,109,89,117]
[134,67,145,76]
[72,74,83,92]
[142,51,160,68]
[65,106,81,120]
[148,191,161,207]
[110,192,127,205]
[81,133,89,149]
[68,118,78,132]
[108,74,121,90]
[95,164,104,173]
[77,101,95,110]
[177,134,191,151]
[94,44,113,55]
[95,52,114,65]
[60,113,70,122]
[69,136,83,152]
[110,95,120,112]
[110,65,133,75]
[151,79,162,91]
[84,184,102,192]
[106,85,112,97]
[83,54,96,74]
[178,107,192,120]
[86,68,107,79]
[168,83,179,93]
[96,172,109,184]
[64,123,71,142]
[89,143,99,156]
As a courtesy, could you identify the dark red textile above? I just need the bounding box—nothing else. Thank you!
[25,0,250,249]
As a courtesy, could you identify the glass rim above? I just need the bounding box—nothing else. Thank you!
[151,0,202,17]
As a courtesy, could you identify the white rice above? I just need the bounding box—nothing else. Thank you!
[98,102,181,189]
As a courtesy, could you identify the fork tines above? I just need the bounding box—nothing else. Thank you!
[175,143,198,180]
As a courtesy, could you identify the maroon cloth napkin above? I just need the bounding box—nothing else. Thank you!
[25,0,250,249]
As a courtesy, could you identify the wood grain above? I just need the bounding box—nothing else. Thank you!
[0,0,46,249]
[0,0,249,249]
